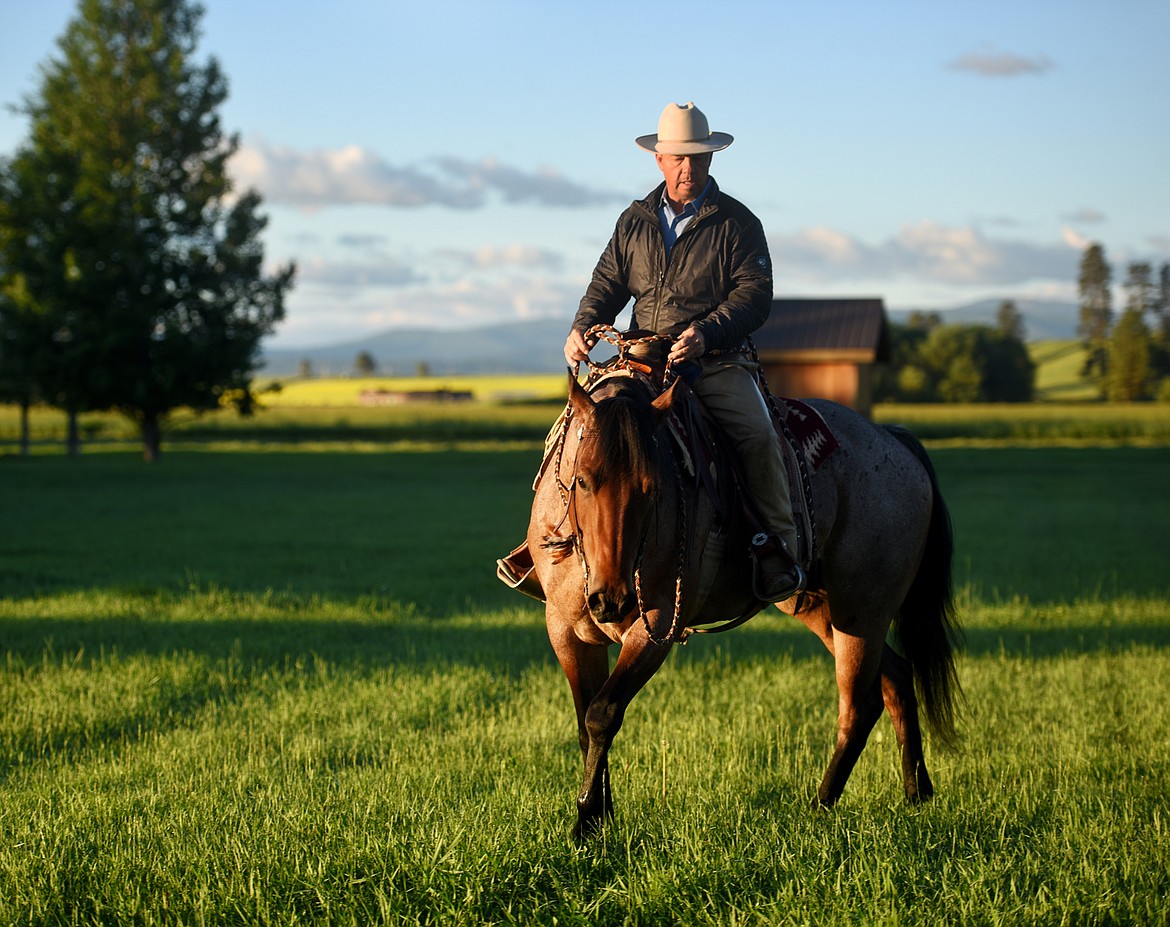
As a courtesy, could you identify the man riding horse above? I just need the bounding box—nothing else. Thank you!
[563,101,803,602]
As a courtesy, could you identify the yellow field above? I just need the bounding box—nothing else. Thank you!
[258,374,567,407]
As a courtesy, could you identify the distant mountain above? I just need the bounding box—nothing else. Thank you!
[888,298,1079,341]
[260,317,572,377]
[260,298,1081,378]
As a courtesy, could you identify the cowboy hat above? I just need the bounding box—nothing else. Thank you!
[635,102,734,154]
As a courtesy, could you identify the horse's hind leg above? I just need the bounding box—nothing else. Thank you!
[879,643,934,802]
[817,629,886,807]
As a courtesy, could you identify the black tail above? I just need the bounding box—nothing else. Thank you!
[885,425,964,747]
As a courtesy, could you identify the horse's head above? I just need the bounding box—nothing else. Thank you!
[566,373,678,625]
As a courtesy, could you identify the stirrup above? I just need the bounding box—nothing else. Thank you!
[750,533,806,603]
[496,543,545,602]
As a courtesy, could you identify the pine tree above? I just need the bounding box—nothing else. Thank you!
[1156,263,1170,341]
[995,299,1026,342]
[1106,308,1151,401]
[0,0,294,460]
[1077,243,1112,384]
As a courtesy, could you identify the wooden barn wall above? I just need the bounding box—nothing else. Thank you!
[761,363,876,418]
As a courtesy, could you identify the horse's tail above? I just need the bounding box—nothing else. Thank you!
[885,425,964,748]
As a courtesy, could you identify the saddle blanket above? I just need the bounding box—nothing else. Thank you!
[777,398,839,471]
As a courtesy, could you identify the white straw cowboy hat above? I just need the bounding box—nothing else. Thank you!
[635,102,734,155]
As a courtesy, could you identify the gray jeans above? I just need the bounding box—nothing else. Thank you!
[691,354,797,550]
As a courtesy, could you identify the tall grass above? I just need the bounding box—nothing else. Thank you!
[2,443,1168,924]
[1,591,1166,925]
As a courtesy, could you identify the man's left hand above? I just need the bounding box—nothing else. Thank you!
[668,326,706,365]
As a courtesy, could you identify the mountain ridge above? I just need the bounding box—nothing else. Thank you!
[260,298,1079,377]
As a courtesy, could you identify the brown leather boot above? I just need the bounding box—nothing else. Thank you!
[750,533,806,603]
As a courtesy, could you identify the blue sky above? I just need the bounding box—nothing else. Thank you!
[2,0,1168,349]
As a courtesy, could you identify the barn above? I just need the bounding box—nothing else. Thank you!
[752,297,890,418]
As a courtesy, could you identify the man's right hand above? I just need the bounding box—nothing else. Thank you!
[564,329,592,367]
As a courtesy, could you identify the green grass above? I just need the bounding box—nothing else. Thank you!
[1029,339,1100,401]
[2,441,1169,924]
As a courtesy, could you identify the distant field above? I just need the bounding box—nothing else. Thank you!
[3,339,1168,453]
[258,373,570,406]
[1030,339,1098,400]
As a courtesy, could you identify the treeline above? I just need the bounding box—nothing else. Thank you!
[874,304,1035,403]
[0,0,293,461]
[874,243,1170,404]
[1075,244,1170,402]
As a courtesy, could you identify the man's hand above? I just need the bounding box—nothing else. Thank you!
[564,329,593,367]
[668,325,706,366]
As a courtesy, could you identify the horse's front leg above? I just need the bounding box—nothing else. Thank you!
[546,619,612,827]
[576,625,672,838]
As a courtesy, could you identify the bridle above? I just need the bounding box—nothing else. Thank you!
[562,387,691,647]
[552,325,752,646]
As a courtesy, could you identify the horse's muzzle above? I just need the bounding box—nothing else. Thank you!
[587,588,634,624]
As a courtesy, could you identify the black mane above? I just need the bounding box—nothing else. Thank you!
[586,383,663,490]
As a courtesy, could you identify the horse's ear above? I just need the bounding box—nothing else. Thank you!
[568,370,596,416]
[650,378,680,417]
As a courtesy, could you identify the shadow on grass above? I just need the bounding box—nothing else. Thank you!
[2,609,1166,785]
[3,608,1167,672]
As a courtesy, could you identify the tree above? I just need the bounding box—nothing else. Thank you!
[0,0,294,461]
[355,351,377,376]
[1105,308,1151,401]
[995,299,1026,342]
[1122,261,1155,319]
[916,324,1034,403]
[1077,243,1112,381]
[1155,262,1170,341]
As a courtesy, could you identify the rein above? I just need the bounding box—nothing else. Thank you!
[558,325,766,646]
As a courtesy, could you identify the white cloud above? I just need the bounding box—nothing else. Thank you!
[434,157,626,208]
[297,256,426,291]
[1063,207,1106,225]
[437,244,565,272]
[272,276,582,348]
[771,221,1081,288]
[948,49,1053,77]
[230,141,625,211]
[1060,227,1092,251]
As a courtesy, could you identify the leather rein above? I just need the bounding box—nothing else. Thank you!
[556,326,765,646]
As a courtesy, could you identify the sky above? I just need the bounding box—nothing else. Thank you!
[2,0,1168,350]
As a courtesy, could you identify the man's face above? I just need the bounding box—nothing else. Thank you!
[655,151,712,206]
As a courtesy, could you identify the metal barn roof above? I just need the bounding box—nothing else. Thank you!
[754,298,890,363]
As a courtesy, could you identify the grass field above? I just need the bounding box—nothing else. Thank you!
[3,336,1168,454]
[2,426,1169,925]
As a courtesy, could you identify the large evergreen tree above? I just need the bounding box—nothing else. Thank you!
[0,0,294,460]
[1076,242,1112,383]
[1156,262,1170,341]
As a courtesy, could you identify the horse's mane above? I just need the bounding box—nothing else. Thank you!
[585,383,663,490]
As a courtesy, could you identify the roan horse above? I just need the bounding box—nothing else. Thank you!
[516,330,961,838]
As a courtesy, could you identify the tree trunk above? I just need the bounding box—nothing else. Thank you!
[19,400,31,456]
[66,409,81,456]
[141,415,162,462]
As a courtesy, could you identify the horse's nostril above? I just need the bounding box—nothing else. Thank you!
[588,589,627,623]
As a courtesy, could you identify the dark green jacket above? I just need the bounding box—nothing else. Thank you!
[572,179,773,352]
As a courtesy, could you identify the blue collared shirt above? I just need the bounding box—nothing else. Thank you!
[658,179,713,256]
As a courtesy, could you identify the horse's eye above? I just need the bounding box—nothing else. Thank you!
[575,476,590,493]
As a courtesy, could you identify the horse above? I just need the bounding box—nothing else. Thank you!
[519,332,962,838]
